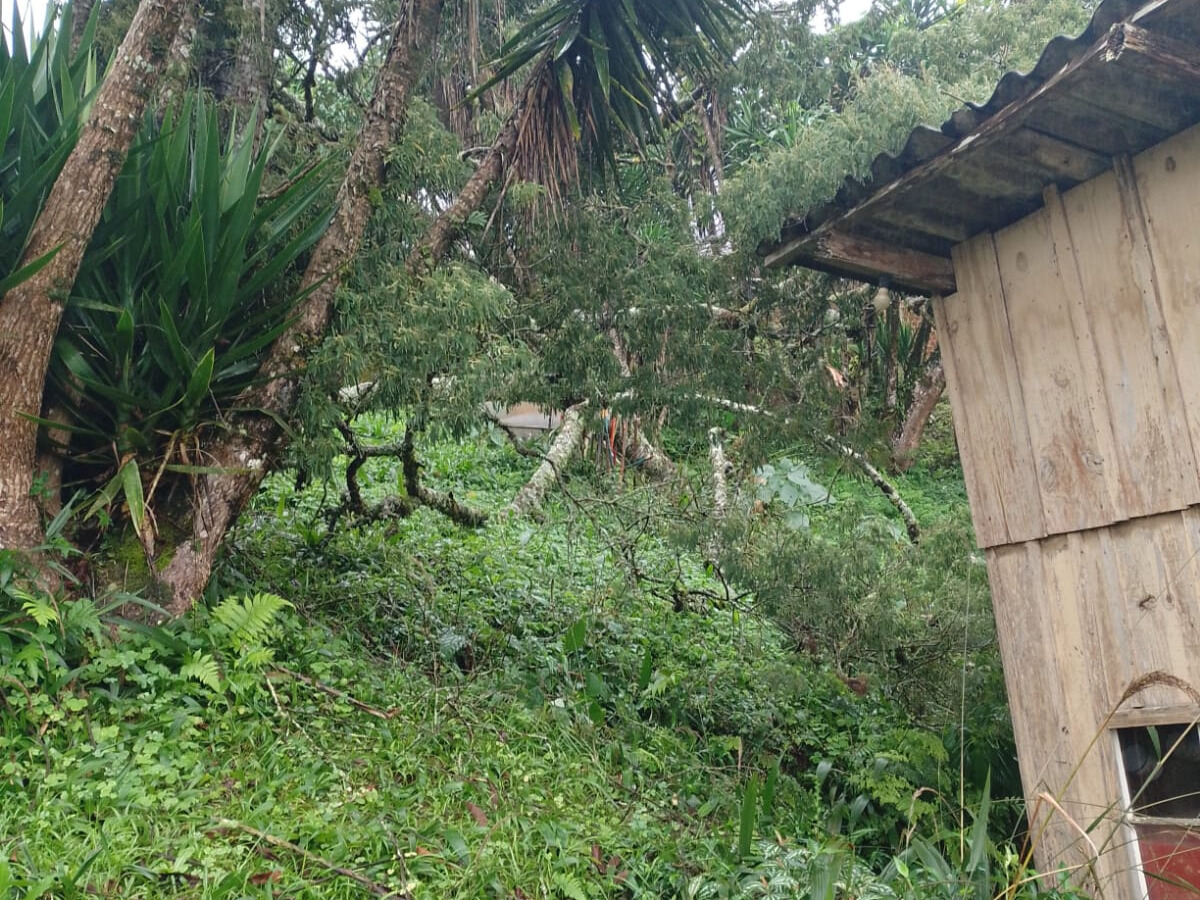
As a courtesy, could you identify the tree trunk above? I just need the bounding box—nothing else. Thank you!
[891,358,945,472]
[406,72,532,276]
[884,295,900,415]
[228,0,271,107]
[155,0,446,614]
[0,0,190,551]
[71,0,96,55]
[226,0,274,150]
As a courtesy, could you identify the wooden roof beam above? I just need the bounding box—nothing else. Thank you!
[765,229,956,296]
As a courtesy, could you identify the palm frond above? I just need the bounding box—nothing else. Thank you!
[477,0,751,196]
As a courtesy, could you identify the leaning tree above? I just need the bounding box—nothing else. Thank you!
[0,0,753,615]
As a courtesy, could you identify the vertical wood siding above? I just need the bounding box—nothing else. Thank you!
[937,121,1200,896]
[936,121,1200,549]
[986,508,1200,894]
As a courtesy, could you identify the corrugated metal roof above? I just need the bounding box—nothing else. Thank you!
[760,0,1200,294]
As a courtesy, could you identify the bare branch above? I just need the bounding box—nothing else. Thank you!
[507,401,589,517]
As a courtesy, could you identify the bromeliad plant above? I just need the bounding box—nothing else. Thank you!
[0,3,97,291]
[48,96,334,540]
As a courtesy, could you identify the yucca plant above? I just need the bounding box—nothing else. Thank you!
[0,2,97,290]
[47,95,334,534]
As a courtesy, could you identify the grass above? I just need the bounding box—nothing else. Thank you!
[0,420,1072,898]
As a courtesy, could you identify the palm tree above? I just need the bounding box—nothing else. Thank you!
[408,0,751,274]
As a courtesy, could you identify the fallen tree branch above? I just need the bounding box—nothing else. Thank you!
[616,426,676,482]
[706,427,730,563]
[268,665,400,720]
[708,427,730,520]
[819,435,921,545]
[508,401,588,517]
[210,818,400,897]
[401,428,489,527]
[327,423,484,528]
[690,395,920,544]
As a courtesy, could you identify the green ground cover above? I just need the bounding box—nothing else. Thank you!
[0,420,1076,898]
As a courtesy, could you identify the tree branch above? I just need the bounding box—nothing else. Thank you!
[819,435,921,545]
[401,428,488,527]
[507,401,588,517]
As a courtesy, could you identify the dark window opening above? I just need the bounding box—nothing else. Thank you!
[1121,723,1200,820]
[1119,723,1200,900]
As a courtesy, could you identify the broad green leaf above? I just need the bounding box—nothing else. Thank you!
[563,616,587,653]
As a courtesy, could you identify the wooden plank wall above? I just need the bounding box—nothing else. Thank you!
[986,507,1200,895]
[934,121,1200,548]
[934,121,1200,896]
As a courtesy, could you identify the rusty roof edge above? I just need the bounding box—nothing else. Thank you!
[759,0,1187,267]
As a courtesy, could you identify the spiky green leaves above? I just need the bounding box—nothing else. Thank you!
[475,0,751,189]
[48,96,334,495]
[0,2,97,295]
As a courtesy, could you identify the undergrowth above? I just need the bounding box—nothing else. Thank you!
[0,421,1079,899]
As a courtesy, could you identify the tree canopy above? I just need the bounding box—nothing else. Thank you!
[0,0,1097,600]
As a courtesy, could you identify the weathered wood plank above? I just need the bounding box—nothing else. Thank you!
[1105,513,1199,711]
[1003,127,1112,186]
[1116,18,1200,84]
[1110,704,1200,728]
[1039,187,1131,521]
[1129,122,1200,470]
[986,543,1092,883]
[763,229,955,295]
[1040,532,1126,876]
[1048,176,1199,520]
[992,208,1117,535]
[1090,527,1140,710]
[929,293,996,544]
[942,235,1044,546]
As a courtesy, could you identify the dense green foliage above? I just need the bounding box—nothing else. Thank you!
[0,429,1077,899]
[51,98,334,505]
[0,5,95,295]
[0,0,1126,896]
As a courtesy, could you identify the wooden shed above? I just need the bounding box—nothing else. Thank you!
[760,0,1200,895]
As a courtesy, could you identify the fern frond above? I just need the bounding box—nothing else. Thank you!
[14,588,59,628]
[62,598,102,641]
[180,651,222,690]
[211,592,291,648]
[236,646,276,670]
[550,872,587,900]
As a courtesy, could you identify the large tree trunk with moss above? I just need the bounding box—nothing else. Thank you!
[228,0,272,114]
[0,0,190,552]
[156,0,445,614]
